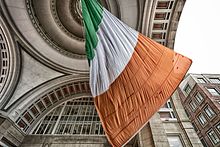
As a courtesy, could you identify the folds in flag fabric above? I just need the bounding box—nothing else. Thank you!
[81,0,192,146]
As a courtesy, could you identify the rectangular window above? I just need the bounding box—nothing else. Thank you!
[55,89,63,99]
[80,82,87,91]
[195,92,204,104]
[30,106,39,117]
[167,100,172,108]
[159,112,171,118]
[2,60,7,67]
[68,84,75,94]
[2,52,7,58]
[154,13,166,20]
[1,69,6,75]
[153,23,164,30]
[208,130,220,145]
[184,84,192,95]
[74,84,81,93]
[0,34,3,40]
[49,92,58,103]
[157,1,169,9]
[197,78,206,83]
[216,123,220,133]
[62,86,69,96]
[1,137,16,147]
[198,113,207,126]
[17,119,27,130]
[209,78,220,84]
[36,101,46,112]
[0,77,3,83]
[189,101,197,111]
[204,106,215,118]
[43,96,52,107]
[207,88,220,96]
[167,136,183,147]
[159,100,176,120]
[23,112,33,123]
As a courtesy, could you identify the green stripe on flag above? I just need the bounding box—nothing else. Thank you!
[81,0,103,60]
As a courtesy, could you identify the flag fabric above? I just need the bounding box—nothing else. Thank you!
[81,0,192,146]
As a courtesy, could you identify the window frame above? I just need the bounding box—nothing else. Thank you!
[209,78,220,84]
[159,100,177,121]
[206,88,220,96]
[195,92,204,104]
[184,84,192,95]
[197,113,207,126]
[189,100,197,111]
[207,130,220,145]
[167,134,184,147]
[31,97,105,136]
[204,105,215,119]
[197,78,206,83]
[216,123,220,134]
[156,1,170,9]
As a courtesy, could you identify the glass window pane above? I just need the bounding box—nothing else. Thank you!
[209,78,220,84]
[198,114,207,125]
[189,101,197,111]
[217,124,220,132]
[204,106,215,118]
[23,112,33,123]
[167,136,183,147]
[207,88,220,96]
[197,78,206,83]
[184,84,191,95]
[208,130,220,145]
[30,106,39,116]
[195,92,204,104]
[36,101,46,112]
[31,97,104,135]
[17,119,27,130]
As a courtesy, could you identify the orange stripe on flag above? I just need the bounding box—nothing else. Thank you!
[94,33,192,147]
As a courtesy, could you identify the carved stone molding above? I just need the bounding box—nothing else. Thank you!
[0,15,21,109]
[7,75,90,133]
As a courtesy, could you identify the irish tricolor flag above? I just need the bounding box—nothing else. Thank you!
[81,0,192,146]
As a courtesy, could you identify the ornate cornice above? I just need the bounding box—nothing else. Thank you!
[26,0,86,59]
[70,0,83,26]
[141,0,185,49]
[51,0,84,41]
[0,15,21,109]
[25,0,121,59]
[7,75,90,133]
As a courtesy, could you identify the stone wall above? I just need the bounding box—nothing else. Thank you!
[21,135,111,147]
[21,135,136,147]
[0,115,25,146]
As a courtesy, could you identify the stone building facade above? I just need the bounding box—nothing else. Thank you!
[178,74,220,147]
[0,0,202,146]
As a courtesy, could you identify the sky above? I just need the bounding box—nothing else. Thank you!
[174,0,220,74]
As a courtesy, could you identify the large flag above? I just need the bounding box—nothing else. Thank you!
[81,0,192,146]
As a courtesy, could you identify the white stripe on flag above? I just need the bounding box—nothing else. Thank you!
[90,9,139,96]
